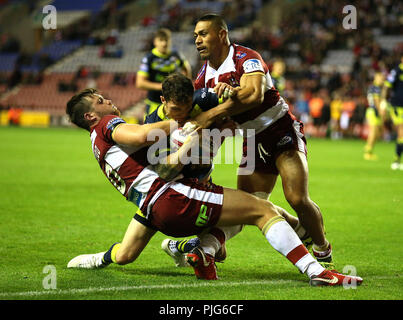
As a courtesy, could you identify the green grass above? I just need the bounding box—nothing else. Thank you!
[0,126,402,300]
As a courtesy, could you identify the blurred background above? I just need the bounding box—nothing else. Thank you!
[0,0,402,141]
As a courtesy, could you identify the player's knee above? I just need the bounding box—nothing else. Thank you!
[252,199,282,227]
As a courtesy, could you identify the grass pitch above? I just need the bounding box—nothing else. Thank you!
[0,126,402,301]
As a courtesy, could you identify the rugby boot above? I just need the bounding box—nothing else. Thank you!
[310,269,363,287]
[67,252,107,269]
[186,247,218,280]
[161,238,200,267]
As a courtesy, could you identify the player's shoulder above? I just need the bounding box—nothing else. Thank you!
[94,115,126,142]
[141,51,154,62]
[233,44,261,60]
[144,104,166,124]
[99,115,126,129]
[170,49,182,58]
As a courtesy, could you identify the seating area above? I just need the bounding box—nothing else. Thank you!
[0,73,145,115]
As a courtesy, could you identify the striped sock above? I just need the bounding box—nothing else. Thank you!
[102,242,121,265]
[263,216,324,278]
[175,238,200,253]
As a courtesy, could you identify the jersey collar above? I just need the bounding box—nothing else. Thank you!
[152,48,170,58]
[205,45,236,85]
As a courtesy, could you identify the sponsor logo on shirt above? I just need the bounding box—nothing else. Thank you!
[236,51,247,59]
[277,135,293,147]
[243,59,264,73]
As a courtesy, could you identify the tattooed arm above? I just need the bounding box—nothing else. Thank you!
[151,129,200,181]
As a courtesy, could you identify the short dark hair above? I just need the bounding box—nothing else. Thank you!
[162,73,194,104]
[66,88,98,131]
[154,28,171,40]
[197,13,228,32]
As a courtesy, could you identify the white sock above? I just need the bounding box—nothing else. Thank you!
[199,233,221,257]
[221,225,243,241]
[263,216,325,277]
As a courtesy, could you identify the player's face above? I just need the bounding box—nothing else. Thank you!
[194,21,221,60]
[163,98,192,126]
[90,94,121,118]
[154,36,171,55]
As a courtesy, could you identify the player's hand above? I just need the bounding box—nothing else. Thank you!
[214,82,235,101]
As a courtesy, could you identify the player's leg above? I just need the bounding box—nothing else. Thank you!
[185,173,302,268]
[237,171,300,229]
[212,187,362,286]
[390,107,403,170]
[113,218,157,264]
[275,149,332,265]
[67,218,157,269]
[364,108,380,160]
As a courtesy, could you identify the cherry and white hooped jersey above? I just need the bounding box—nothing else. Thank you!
[90,115,165,212]
[194,44,289,135]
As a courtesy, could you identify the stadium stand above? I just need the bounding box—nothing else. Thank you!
[0,0,402,137]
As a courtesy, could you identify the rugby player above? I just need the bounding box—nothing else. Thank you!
[64,86,362,286]
[136,28,192,117]
[145,73,310,273]
[190,13,335,269]
[364,72,385,160]
[382,55,403,170]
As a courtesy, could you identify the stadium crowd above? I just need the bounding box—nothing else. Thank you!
[0,0,402,141]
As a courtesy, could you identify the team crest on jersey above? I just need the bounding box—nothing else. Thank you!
[236,51,247,59]
[243,59,264,73]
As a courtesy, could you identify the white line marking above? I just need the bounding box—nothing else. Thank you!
[0,275,391,298]
[0,280,294,298]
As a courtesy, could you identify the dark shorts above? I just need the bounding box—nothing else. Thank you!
[239,112,307,175]
[145,178,224,237]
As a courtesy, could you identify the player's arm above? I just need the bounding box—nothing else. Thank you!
[195,72,266,128]
[111,120,177,147]
[135,72,163,91]
[151,129,200,180]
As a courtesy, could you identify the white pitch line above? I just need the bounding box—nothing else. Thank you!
[0,279,294,298]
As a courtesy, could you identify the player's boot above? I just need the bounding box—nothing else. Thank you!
[161,238,200,267]
[67,252,107,269]
[391,161,401,170]
[309,269,363,287]
[186,247,218,280]
[364,152,378,160]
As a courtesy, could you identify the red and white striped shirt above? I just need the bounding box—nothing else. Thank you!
[194,44,289,136]
[90,115,166,212]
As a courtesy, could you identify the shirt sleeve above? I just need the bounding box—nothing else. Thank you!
[192,88,220,111]
[99,115,126,143]
[137,54,151,77]
[236,48,267,75]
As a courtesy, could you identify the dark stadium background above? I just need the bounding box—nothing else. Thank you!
[0,0,401,140]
